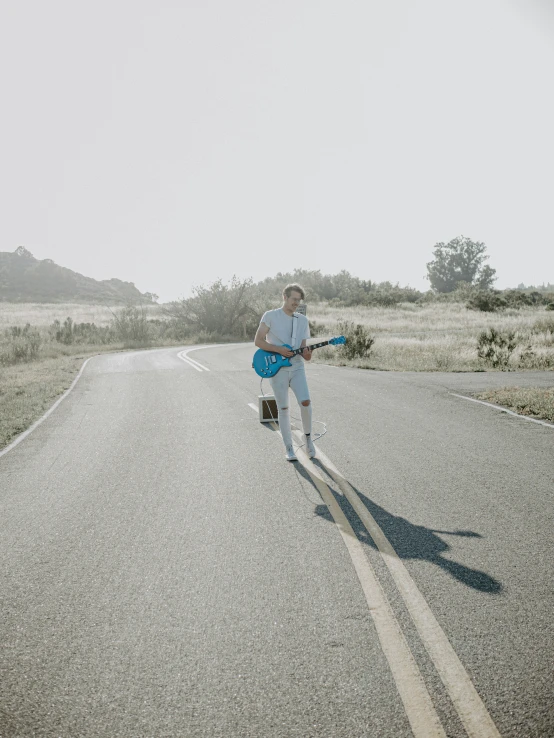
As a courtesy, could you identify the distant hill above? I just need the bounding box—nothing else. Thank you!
[0,247,157,304]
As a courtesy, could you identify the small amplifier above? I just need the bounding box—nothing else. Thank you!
[258,394,278,423]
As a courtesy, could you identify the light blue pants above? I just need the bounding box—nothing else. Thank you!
[269,363,310,408]
[269,364,312,447]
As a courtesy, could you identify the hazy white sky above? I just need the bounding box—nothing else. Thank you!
[1,0,553,301]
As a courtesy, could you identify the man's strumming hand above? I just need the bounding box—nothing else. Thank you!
[279,346,295,358]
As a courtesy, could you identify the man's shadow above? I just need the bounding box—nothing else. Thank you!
[294,457,502,594]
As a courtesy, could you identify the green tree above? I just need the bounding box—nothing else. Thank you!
[426,236,496,293]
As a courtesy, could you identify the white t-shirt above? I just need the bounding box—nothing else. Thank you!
[260,308,310,364]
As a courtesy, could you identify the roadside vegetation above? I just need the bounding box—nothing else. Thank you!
[0,303,211,449]
[1,236,553,447]
[474,387,554,424]
[2,297,553,449]
[0,354,95,449]
[309,302,554,372]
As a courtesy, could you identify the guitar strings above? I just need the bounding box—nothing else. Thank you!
[259,377,327,451]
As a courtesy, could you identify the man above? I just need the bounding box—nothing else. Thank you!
[254,283,316,461]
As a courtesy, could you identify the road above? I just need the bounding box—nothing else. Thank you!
[1,344,553,737]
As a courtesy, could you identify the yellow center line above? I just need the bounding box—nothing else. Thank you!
[304,438,502,738]
[250,402,501,736]
[274,423,446,737]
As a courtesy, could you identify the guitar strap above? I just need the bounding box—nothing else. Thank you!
[269,311,299,349]
[291,313,298,348]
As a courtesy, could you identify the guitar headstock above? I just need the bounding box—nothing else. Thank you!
[329,335,346,345]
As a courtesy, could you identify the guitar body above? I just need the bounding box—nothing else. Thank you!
[252,344,293,378]
[252,336,345,378]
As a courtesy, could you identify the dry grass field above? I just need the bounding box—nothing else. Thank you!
[3,300,553,374]
[309,302,554,372]
[0,302,162,328]
[1,300,553,449]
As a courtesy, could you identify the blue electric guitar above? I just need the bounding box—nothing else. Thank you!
[252,336,346,378]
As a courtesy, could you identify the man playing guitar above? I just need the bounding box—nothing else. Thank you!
[254,283,316,461]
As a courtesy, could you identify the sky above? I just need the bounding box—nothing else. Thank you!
[1,0,553,302]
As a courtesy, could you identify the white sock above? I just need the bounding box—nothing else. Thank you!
[278,408,293,448]
[300,403,312,435]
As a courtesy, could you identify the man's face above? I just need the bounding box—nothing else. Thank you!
[284,290,302,312]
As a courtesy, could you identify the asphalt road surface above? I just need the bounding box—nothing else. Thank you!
[1,344,553,738]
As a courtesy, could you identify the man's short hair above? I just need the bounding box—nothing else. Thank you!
[283,283,305,300]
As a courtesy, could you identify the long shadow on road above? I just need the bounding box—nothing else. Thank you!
[293,457,502,595]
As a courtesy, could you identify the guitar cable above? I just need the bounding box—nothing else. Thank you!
[259,377,327,452]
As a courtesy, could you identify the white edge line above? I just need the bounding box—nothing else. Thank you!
[451,392,554,429]
[0,356,95,460]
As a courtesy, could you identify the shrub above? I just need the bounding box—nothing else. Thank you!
[50,318,114,345]
[163,319,194,342]
[364,291,398,307]
[531,317,554,335]
[111,305,151,346]
[52,317,75,344]
[163,277,265,339]
[477,328,517,369]
[0,324,42,365]
[358,284,422,307]
[309,319,323,336]
[337,321,375,360]
[71,322,113,344]
[467,291,507,312]
[418,282,480,304]
[527,290,547,305]
[146,318,175,341]
[546,303,554,311]
[517,344,554,369]
[502,289,545,308]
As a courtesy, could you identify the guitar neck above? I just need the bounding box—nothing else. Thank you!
[291,340,330,356]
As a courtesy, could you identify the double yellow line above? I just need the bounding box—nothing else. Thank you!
[288,427,501,738]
